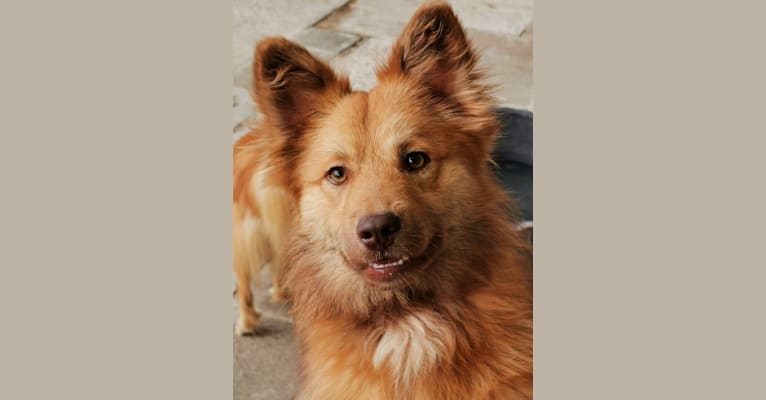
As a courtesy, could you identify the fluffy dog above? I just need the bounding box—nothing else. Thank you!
[234,2,532,398]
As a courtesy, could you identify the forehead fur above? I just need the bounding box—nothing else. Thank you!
[303,79,483,163]
[303,92,369,162]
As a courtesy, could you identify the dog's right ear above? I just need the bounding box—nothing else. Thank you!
[253,38,350,137]
[377,3,498,156]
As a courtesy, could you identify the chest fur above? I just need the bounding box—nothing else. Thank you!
[300,312,457,399]
[369,312,455,388]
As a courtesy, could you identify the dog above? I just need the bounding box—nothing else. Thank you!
[233,1,532,398]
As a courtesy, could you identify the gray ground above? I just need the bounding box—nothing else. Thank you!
[232,1,533,399]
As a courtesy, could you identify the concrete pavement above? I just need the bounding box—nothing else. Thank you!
[232,1,533,399]
[233,269,298,400]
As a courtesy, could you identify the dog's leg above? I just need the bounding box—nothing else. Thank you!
[257,187,293,304]
[233,210,262,336]
[269,273,287,302]
[234,266,260,336]
[268,254,289,303]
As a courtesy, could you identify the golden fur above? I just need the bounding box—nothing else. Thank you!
[233,2,532,398]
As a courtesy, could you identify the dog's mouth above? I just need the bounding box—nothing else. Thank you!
[348,235,442,286]
[362,256,412,282]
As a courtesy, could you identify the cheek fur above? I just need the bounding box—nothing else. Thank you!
[432,163,485,225]
[298,181,360,253]
[299,186,338,242]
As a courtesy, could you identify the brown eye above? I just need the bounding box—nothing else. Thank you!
[404,152,429,171]
[327,166,347,185]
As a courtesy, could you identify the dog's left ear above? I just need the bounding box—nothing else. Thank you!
[378,2,497,149]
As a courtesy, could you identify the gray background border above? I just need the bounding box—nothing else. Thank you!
[2,0,765,398]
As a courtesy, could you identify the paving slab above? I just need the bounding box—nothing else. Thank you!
[233,268,298,400]
[330,36,395,91]
[233,0,533,138]
[319,0,533,109]
[471,25,533,110]
[291,27,361,61]
[234,318,297,400]
[318,0,531,38]
[445,0,531,36]
[327,31,532,109]
[233,86,259,139]
[233,0,349,88]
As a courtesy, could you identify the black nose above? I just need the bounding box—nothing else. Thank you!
[356,213,401,250]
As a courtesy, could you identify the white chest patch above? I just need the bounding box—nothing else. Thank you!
[371,312,455,386]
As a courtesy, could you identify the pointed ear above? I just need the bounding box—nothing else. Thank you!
[377,2,498,150]
[379,2,490,103]
[253,37,350,137]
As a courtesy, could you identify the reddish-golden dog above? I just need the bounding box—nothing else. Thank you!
[234,2,532,398]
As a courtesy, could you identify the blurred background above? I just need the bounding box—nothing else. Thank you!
[233,0,532,137]
[232,1,532,399]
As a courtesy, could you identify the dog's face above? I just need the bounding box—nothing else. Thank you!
[297,87,476,288]
[254,3,499,292]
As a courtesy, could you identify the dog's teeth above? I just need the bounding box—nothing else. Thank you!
[370,257,409,269]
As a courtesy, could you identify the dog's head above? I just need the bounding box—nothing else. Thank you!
[255,3,502,297]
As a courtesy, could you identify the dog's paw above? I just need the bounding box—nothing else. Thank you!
[234,310,261,336]
[235,314,259,336]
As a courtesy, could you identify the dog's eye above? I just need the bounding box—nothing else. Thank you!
[404,152,430,171]
[326,166,347,185]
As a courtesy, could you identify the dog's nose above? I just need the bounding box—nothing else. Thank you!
[356,213,401,250]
